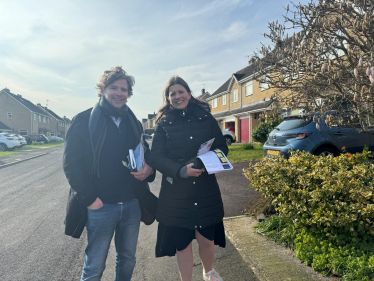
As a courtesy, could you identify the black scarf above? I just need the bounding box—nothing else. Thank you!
[88,97,142,177]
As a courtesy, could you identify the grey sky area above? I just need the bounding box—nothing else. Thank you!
[0,0,309,119]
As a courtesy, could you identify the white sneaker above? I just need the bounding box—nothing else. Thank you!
[203,269,223,281]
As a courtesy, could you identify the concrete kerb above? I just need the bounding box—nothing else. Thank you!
[0,152,50,169]
[223,215,337,281]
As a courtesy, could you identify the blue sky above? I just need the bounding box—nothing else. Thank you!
[0,0,309,120]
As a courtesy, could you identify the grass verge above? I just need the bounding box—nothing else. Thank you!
[0,151,19,158]
[18,141,64,150]
[227,143,263,163]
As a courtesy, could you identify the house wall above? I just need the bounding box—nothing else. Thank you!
[241,79,275,105]
[210,94,229,114]
[0,92,32,134]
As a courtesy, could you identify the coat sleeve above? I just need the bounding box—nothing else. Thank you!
[151,122,182,179]
[139,121,156,182]
[210,115,229,156]
[63,118,98,207]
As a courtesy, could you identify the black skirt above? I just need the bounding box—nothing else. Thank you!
[155,221,226,257]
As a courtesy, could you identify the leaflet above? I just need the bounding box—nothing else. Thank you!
[122,133,145,172]
[197,148,233,174]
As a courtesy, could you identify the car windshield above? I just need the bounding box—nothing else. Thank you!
[276,116,311,131]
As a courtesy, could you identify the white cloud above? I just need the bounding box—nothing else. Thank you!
[219,21,249,42]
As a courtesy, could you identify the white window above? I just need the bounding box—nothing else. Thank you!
[245,81,253,96]
[47,118,50,124]
[43,117,46,123]
[51,132,55,136]
[222,94,226,106]
[233,89,238,102]
[19,130,28,136]
[212,98,217,108]
[7,112,12,119]
[34,114,36,121]
[261,76,270,91]
[39,115,41,122]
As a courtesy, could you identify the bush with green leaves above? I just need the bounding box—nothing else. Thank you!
[241,143,254,150]
[252,118,282,143]
[244,151,374,280]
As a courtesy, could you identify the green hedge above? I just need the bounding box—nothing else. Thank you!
[244,151,374,280]
[252,118,282,143]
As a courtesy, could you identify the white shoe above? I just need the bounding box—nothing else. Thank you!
[203,269,223,281]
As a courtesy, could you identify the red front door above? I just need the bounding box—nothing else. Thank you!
[240,118,249,143]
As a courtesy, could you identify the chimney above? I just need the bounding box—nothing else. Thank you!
[37,103,41,106]
[202,88,205,95]
[17,94,22,98]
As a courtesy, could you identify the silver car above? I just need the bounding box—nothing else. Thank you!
[222,128,236,145]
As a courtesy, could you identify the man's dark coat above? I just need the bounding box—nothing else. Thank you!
[63,108,157,238]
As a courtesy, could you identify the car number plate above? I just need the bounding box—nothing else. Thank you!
[267,150,279,156]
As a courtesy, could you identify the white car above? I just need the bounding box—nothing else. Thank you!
[0,133,20,151]
[51,136,64,142]
[15,135,27,147]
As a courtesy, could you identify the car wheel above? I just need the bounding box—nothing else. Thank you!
[314,147,338,157]
[8,147,15,151]
[0,143,7,151]
[225,136,232,146]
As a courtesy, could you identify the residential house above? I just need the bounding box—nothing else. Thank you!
[207,62,278,143]
[142,113,157,131]
[62,116,71,137]
[196,88,211,101]
[0,88,51,137]
[37,105,69,139]
[0,121,12,133]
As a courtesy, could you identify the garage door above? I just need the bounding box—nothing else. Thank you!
[240,118,249,143]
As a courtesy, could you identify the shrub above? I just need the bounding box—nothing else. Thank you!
[252,118,282,143]
[242,143,254,150]
[244,150,374,280]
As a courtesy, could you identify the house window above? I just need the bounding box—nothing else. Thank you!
[39,115,41,122]
[233,89,238,102]
[7,112,12,119]
[47,119,50,124]
[261,76,270,91]
[245,81,253,96]
[51,132,55,136]
[43,117,46,123]
[212,98,217,109]
[19,130,28,136]
[222,94,226,106]
[34,114,36,121]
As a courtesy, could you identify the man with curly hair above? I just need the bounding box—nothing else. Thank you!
[63,66,157,281]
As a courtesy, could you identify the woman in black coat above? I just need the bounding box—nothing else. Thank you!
[151,76,228,281]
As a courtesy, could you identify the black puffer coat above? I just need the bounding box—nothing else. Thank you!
[151,102,228,230]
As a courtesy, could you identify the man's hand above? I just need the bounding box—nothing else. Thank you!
[186,163,205,177]
[87,197,103,210]
[131,160,154,181]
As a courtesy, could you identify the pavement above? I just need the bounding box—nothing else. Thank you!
[0,146,339,281]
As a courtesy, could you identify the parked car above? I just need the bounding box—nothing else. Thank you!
[222,128,236,145]
[263,114,374,158]
[0,133,20,151]
[28,134,49,144]
[13,134,27,147]
[51,136,64,142]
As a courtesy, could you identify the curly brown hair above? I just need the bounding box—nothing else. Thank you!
[96,66,135,97]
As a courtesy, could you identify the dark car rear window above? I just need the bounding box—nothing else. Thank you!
[276,117,311,131]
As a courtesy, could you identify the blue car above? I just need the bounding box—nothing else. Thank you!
[263,115,374,158]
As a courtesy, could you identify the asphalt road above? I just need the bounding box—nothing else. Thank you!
[0,146,258,281]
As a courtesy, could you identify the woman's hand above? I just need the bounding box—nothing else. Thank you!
[87,197,103,210]
[186,163,205,177]
[131,160,154,181]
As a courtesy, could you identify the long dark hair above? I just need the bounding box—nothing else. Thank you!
[156,76,210,122]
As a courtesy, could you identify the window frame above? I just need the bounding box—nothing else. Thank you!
[245,81,253,96]
[7,112,12,119]
[233,89,238,102]
[212,98,217,109]
[222,94,226,106]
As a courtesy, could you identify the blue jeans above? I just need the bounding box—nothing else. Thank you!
[81,199,141,281]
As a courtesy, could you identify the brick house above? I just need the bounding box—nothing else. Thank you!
[206,63,277,143]
[0,88,51,137]
[37,105,69,139]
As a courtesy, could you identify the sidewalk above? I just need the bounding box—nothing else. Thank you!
[0,145,63,169]
[223,215,339,281]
